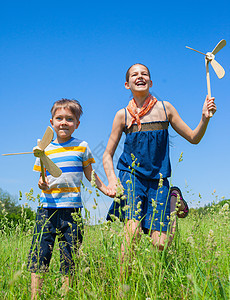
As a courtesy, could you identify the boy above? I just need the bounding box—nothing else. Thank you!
[28,98,108,299]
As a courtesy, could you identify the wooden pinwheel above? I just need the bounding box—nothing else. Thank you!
[186,39,226,116]
[2,126,62,181]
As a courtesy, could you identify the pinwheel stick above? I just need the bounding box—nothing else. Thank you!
[40,160,46,182]
[205,59,213,117]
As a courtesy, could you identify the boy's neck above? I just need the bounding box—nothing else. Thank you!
[53,136,73,144]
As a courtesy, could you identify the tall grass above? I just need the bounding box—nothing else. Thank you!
[0,193,229,299]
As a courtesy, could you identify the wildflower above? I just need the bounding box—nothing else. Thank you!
[187,236,194,247]
[90,169,97,188]
[222,203,229,211]
[158,173,163,188]
[187,274,193,282]
[137,201,142,209]
[122,205,130,211]
[160,222,165,227]
[152,198,157,208]
[207,229,215,245]
[179,152,183,162]
[84,267,90,274]
[114,197,120,204]
[92,205,97,210]
[131,153,135,160]
[116,178,124,197]
[208,229,214,239]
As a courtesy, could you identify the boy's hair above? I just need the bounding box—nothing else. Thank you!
[51,99,83,121]
[125,63,151,82]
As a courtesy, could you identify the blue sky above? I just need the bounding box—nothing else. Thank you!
[0,0,229,221]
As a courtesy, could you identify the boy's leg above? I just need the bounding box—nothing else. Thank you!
[58,209,83,290]
[31,273,43,300]
[28,208,57,298]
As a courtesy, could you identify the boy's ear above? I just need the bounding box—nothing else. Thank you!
[50,119,54,127]
[76,121,80,129]
[125,81,130,90]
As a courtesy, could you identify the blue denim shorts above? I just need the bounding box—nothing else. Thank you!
[107,171,170,232]
[27,207,83,275]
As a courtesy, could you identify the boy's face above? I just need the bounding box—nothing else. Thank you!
[125,64,152,93]
[50,107,80,143]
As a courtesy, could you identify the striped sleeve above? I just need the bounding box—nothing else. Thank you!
[82,143,95,167]
[33,157,41,172]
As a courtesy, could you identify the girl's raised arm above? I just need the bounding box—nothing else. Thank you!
[166,96,216,144]
[103,109,125,196]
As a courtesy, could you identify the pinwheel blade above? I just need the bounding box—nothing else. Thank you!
[210,59,225,79]
[2,151,33,156]
[185,46,206,56]
[40,155,62,177]
[37,127,53,150]
[212,39,226,55]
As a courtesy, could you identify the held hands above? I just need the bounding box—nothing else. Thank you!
[203,96,216,118]
[38,175,49,190]
[107,178,124,198]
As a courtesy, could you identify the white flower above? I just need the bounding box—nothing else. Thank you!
[222,203,229,211]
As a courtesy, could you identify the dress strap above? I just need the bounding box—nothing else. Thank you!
[124,108,127,126]
[161,101,168,121]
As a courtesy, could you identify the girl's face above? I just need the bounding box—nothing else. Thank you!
[125,64,152,94]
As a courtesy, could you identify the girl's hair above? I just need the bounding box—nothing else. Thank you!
[125,63,151,82]
[51,98,83,120]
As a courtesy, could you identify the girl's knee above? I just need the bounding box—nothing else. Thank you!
[151,231,169,250]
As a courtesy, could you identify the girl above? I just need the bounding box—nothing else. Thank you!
[103,63,216,260]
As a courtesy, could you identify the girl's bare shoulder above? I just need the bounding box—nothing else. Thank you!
[113,108,126,129]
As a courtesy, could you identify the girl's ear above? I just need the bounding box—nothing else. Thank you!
[149,80,153,88]
[125,81,130,90]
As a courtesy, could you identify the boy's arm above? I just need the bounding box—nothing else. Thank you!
[166,96,216,144]
[84,164,109,196]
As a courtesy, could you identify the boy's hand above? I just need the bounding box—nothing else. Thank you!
[38,176,49,190]
[203,96,216,118]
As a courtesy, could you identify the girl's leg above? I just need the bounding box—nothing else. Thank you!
[31,273,43,300]
[61,276,71,297]
[120,219,141,279]
[150,230,169,251]
[170,187,189,219]
[168,187,189,245]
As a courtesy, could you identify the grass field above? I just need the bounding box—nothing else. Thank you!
[0,194,229,299]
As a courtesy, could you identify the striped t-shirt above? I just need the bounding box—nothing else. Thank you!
[33,137,95,208]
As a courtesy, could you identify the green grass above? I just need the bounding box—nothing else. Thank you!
[0,200,229,299]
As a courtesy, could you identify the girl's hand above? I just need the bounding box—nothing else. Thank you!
[38,176,49,190]
[203,96,216,118]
